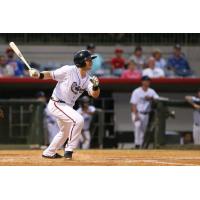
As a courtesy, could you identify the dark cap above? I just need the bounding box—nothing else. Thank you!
[174,44,181,49]
[87,43,95,50]
[141,75,151,81]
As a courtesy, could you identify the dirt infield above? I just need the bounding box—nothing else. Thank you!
[0,149,200,166]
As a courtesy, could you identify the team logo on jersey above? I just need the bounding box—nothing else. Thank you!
[71,82,85,94]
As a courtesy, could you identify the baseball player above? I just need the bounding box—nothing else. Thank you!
[29,50,100,159]
[130,76,159,149]
[77,96,96,149]
[185,90,200,145]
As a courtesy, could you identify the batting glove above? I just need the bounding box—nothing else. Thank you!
[29,68,40,79]
[90,76,100,91]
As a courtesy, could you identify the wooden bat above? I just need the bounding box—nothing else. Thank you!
[9,42,32,70]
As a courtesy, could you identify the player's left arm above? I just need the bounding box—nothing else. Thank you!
[88,76,100,99]
[185,96,200,109]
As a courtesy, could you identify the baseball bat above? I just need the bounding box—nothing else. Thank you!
[9,42,32,70]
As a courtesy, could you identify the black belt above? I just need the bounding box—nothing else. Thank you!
[139,111,150,115]
[50,97,66,104]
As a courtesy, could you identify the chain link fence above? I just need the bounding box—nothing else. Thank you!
[1,33,200,45]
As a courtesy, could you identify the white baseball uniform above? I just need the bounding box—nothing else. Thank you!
[130,87,159,146]
[77,105,96,149]
[191,97,200,144]
[43,65,93,156]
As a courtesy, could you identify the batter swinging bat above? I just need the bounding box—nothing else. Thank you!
[9,42,32,70]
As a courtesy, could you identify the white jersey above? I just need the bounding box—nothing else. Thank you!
[142,67,165,78]
[51,65,93,107]
[130,87,159,113]
[77,106,96,130]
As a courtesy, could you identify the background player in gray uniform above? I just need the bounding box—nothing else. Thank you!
[185,90,200,145]
[130,76,159,149]
[36,91,59,145]
[29,50,100,159]
[77,96,96,149]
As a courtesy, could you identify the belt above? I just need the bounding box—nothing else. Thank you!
[50,96,66,104]
[139,111,150,115]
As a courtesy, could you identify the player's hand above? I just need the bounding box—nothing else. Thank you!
[134,114,140,121]
[90,76,99,87]
[193,104,200,110]
[29,68,40,79]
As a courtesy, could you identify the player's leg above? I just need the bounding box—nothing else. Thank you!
[43,118,71,157]
[197,126,200,145]
[64,110,84,152]
[132,113,142,148]
[193,124,200,145]
[140,114,149,146]
[82,130,91,149]
[43,100,79,157]
[47,122,59,144]
[193,124,198,145]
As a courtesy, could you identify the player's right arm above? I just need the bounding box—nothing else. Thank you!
[130,91,140,121]
[29,66,70,80]
[29,68,52,79]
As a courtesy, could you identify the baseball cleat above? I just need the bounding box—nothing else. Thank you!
[64,151,73,160]
[42,153,63,159]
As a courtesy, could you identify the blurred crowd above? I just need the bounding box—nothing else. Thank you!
[0,43,195,78]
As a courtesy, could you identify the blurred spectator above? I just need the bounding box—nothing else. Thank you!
[111,48,125,77]
[167,44,193,77]
[142,57,165,78]
[5,47,25,77]
[36,91,59,145]
[129,46,145,70]
[152,49,167,69]
[77,96,96,149]
[0,55,6,76]
[0,55,14,77]
[121,60,141,79]
[87,43,104,76]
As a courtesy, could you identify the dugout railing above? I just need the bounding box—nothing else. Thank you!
[0,99,45,145]
[0,99,105,148]
[143,99,194,149]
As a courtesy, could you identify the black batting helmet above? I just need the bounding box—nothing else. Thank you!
[74,50,97,68]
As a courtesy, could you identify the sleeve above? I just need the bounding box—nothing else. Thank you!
[192,97,200,103]
[77,108,81,113]
[130,91,138,104]
[51,65,71,82]
[152,90,159,99]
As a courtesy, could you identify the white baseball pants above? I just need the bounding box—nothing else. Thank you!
[131,113,149,146]
[79,130,91,149]
[43,100,84,156]
[193,124,200,145]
